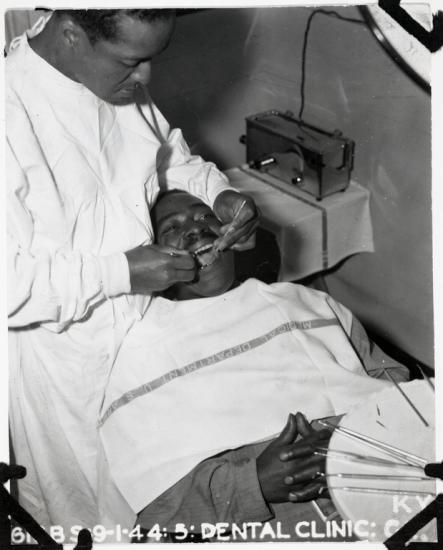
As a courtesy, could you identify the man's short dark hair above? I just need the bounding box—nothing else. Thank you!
[156,188,188,205]
[55,9,176,45]
[152,189,189,239]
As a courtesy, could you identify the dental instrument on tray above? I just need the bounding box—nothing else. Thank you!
[381,367,429,427]
[213,199,247,253]
[314,448,424,470]
[318,420,427,467]
[330,487,434,496]
[417,364,434,391]
[323,473,431,481]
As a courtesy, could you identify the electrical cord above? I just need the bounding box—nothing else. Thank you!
[298,9,366,122]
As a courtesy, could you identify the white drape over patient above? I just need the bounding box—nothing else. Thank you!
[6,18,230,537]
[100,280,391,514]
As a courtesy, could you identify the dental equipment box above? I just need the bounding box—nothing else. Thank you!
[241,110,355,200]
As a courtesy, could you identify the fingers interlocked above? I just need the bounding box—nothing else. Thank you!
[278,413,332,503]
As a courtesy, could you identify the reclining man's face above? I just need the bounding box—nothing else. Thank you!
[154,192,236,299]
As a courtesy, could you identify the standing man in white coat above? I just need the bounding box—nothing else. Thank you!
[6,9,258,539]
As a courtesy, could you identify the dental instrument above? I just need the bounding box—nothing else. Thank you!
[213,200,247,252]
[318,420,427,467]
[381,367,429,427]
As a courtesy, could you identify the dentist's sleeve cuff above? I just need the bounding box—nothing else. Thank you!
[206,169,238,206]
[99,252,131,298]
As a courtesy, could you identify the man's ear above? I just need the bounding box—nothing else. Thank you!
[58,17,88,51]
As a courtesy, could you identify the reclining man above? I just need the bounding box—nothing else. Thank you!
[99,190,410,541]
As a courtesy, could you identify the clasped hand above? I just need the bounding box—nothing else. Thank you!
[256,412,332,504]
[212,190,259,252]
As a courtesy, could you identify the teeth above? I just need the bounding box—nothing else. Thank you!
[198,254,218,270]
[194,243,213,256]
[193,243,219,270]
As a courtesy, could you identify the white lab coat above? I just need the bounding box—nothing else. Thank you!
[6,19,231,540]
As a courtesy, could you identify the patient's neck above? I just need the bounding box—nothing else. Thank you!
[164,280,239,301]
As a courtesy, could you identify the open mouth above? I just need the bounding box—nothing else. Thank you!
[193,243,219,270]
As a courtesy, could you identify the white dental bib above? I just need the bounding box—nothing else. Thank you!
[100,279,390,513]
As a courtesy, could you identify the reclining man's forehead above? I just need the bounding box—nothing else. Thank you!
[154,191,211,223]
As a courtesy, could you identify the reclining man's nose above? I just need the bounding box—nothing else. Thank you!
[184,221,206,242]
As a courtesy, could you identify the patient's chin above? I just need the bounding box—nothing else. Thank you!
[177,253,235,300]
[195,274,234,298]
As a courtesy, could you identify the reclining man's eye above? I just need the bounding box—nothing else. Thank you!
[198,213,216,223]
[162,223,179,235]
